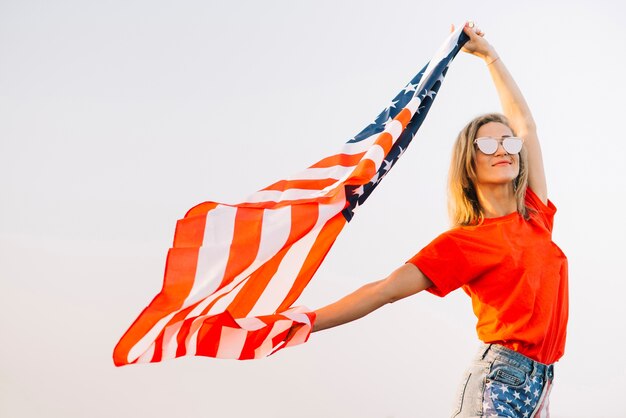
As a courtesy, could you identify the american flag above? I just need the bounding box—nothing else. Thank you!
[113,27,469,366]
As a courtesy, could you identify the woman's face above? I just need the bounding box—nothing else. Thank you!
[473,122,520,187]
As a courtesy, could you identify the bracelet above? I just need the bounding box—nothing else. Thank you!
[486,56,500,66]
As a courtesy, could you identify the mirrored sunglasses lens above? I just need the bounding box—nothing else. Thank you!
[503,137,523,154]
[477,139,498,154]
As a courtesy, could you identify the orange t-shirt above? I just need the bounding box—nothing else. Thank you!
[407,189,568,364]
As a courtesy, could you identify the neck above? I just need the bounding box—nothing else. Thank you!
[475,183,517,218]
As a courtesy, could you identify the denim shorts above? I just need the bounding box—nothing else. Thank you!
[451,344,555,417]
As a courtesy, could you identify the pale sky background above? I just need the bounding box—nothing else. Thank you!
[1,1,626,417]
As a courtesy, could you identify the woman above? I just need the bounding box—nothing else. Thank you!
[302,23,569,417]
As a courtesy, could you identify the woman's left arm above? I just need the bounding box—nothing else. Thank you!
[460,23,548,204]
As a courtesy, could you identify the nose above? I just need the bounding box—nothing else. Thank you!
[493,141,508,156]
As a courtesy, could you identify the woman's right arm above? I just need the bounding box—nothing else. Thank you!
[459,23,548,204]
[312,263,433,332]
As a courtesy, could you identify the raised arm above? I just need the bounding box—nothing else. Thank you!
[459,23,548,204]
[311,264,433,332]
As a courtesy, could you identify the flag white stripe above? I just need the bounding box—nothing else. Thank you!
[286,165,352,181]
[244,188,331,203]
[248,200,344,316]
[235,316,267,330]
[136,341,156,364]
[362,144,385,172]
[256,206,294,261]
[339,133,378,154]
[387,119,403,141]
[405,97,422,115]
[216,326,248,359]
[185,205,238,306]
[161,321,183,360]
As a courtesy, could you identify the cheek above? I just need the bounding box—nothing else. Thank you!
[474,155,490,177]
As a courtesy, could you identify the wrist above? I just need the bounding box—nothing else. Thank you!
[479,46,498,64]
[485,55,500,66]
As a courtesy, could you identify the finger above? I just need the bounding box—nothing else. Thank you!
[463,21,484,40]
[450,24,455,33]
[463,25,479,39]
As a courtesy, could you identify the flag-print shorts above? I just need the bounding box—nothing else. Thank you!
[451,343,555,418]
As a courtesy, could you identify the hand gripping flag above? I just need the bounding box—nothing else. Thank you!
[114,26,469,365]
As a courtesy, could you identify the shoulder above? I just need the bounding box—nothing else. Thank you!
[525,187,556,213]
[525,187,557,232]
[421,225,489,256]
[426,227,466,248]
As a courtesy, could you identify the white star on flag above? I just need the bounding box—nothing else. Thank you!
[385,99,398,110]
[352,185,365,197]
[402,82,417,93]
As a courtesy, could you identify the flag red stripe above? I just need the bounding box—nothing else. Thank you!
[263,178,338,192]
[376,132,393,155]
[238,323,274,360]
[173,213,209,248]
[346,159,378,185]
[396,108,411,128]
[151,330,165,362]
[196,312,238,358]
[185,201,220,218]
[218,207,265,290]
[309,152,366,168]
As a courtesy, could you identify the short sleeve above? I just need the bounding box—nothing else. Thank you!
[406,230,498,297]
[525,188,557,232]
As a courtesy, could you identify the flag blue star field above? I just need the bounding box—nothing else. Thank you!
[114,26,469,366]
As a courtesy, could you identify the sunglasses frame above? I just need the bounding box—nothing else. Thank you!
[474,136,524,155]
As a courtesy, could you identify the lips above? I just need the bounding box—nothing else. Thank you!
[492,160,512,166]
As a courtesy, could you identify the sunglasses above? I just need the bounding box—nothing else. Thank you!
[474,136,523,155]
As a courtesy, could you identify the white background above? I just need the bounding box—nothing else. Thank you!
[2,1,625,417]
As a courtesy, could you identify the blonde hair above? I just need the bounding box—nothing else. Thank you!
[448,113,530,226]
